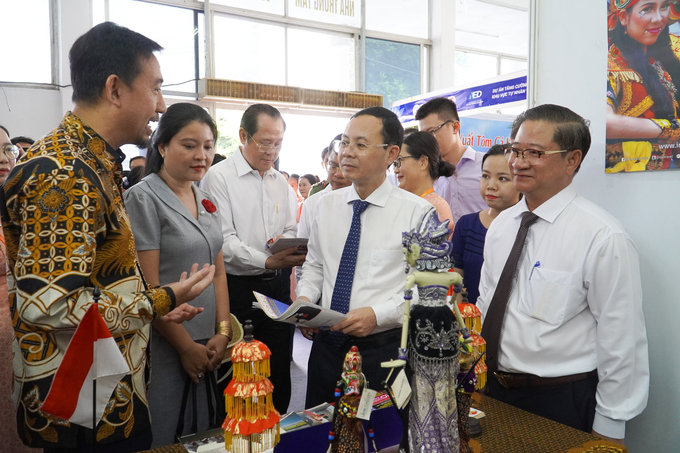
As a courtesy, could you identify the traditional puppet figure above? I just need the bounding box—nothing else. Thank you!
[382,210,470,453]
[329,346,373,453]
[223,321,280,453]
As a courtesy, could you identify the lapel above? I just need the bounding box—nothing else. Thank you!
[143,173,215,239]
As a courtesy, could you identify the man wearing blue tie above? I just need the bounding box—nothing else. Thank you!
[296,107,434,408]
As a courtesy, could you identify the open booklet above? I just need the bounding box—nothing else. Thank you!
[252,291,347,328]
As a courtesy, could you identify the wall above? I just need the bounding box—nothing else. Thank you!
[534,2,679,451]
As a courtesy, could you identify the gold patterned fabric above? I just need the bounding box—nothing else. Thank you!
[0,112,176,449]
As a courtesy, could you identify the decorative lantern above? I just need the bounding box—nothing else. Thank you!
[457,302,483,335]
[223,320,280,453]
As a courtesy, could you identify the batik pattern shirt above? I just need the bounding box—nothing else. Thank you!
[1,112,175,448]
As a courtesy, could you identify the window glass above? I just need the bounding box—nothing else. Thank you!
[501,58,527,75]
[287,28,355,91]
[108,0,203,93]
[288,0,360,28]
[216,108,350,176]
[366,38,420,108]
[455,0,528,56]
[454,51,497,87]
[0,0,51,83]
[211,0,285,15]
[213,15,286,85]
[366,0,428,39]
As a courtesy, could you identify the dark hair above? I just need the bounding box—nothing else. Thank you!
[482,144,506,167]
[510,104,591,173]
[300,174,318,185]
[126,166,144,188]
[610,22,680,119]
[212,153,226,166]
[403,132,456,180]
[0,125,9,137]
[351,106,404,148]
[11,136,34,146]
[70,22,162,105]
[130,155,145,165]
[414,97,460,122]
[145,103,218,175]
[289,173,299,181]
[280,170,290,179]
[240,104,286,138]
[321,147,330,161]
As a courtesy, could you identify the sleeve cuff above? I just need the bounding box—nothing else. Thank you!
[372,301,402,328]
[592,412,626,440]
[253,250,269,270]
[149,286,177,317]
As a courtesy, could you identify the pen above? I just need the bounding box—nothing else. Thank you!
[529,261,540,279]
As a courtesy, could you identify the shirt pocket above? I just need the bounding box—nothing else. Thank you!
[367,250,404,290]
[518,268,572,326]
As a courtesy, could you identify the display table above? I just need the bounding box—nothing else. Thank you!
[142,394,628,453]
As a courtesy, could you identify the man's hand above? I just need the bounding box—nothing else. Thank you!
[591,430,624,445]
[330,307,377,338]
[299,326,319,340]
[162,303,204,323]
[265,246,306,269]
[168,263,216,305]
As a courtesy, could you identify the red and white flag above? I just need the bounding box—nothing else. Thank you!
[41,303,130,429]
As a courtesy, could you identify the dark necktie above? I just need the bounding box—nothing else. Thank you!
[481,211,540,373]
[328,200,370,348]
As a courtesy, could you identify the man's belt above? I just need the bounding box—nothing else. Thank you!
[227,270,281,281]
[493,370,597,389]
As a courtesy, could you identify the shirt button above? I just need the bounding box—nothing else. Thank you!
[200,211,205,215]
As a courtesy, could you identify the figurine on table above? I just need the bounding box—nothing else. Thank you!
[329,346,377,453]
[382,210,471,453]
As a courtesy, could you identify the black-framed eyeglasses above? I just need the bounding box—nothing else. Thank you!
[392,155,417,169]
[503,145,569,164]
[247,134,283,153]
[426,119,454,136]
[1,145,20,161]
[332,139,389,154]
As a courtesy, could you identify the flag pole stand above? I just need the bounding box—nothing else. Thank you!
[92,287,100,453]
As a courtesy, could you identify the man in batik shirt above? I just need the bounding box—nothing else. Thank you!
[1,22,214,452]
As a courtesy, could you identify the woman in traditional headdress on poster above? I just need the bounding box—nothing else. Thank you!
[606,0,680,172]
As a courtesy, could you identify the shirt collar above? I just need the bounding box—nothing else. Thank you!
[345,177,392,208]
[233,148,277,179]
[508,184,577,224]
[61,112,125,171]
[459,146,477,163]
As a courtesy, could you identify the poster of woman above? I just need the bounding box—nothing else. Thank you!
[606,0,680,172]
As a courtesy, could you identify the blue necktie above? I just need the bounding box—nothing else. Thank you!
[328,200,370,348]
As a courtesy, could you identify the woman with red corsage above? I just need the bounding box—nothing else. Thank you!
[606,0,680,172]
[124,103,231,447]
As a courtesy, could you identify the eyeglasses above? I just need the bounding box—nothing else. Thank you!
[1,145,20,161]
[247,134,283,153]
[327,162,341,173]
[332,139,389,154]
[503,146,569,164]
[426,120,454,136]
[392,155,417,169]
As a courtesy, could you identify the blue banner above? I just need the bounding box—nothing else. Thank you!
[391,76,527,123]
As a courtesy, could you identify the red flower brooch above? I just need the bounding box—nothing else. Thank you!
[201,199,217,213]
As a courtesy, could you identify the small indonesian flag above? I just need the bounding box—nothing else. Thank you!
[41,303,130,429]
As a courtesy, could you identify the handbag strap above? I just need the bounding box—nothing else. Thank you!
[206,371,225,427]
[176,376,199,438]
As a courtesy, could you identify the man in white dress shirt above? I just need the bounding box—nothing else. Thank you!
[416,97,487,223]
[477,104,649,445]
[297,107,433,408]
[203,104,305,414]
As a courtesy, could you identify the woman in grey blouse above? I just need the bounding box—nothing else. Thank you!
[124,103,231,448]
